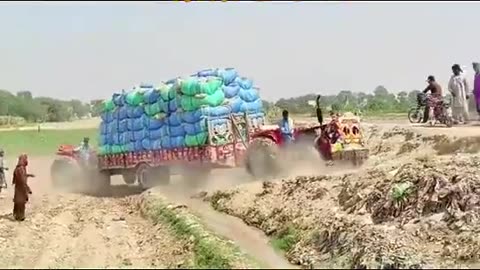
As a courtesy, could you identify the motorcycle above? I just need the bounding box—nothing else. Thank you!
[408,92,427,123]
[427,94,453,127]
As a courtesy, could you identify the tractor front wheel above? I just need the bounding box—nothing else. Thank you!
[245,137,279,179]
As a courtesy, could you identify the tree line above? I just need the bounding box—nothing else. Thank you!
[3,85,477,124]
[263,86,426,116]
[0,89,91,123]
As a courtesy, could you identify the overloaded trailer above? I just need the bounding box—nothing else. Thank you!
[51,68,266,191]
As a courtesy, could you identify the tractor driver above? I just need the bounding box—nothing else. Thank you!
[279,110,295,144]
[74,137,91,165]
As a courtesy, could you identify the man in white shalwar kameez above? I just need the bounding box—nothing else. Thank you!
[448,64,470,124]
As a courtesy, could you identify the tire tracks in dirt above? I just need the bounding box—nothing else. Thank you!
[0,157,191,269]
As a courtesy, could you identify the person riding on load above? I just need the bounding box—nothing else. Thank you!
[74,137,91,164]
[278,109,295,144]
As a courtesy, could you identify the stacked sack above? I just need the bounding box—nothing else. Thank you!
[98,68,264,155]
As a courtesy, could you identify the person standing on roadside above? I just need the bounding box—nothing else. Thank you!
[12,154,34,221]
[448,64,470,124]
[472,62,480,120]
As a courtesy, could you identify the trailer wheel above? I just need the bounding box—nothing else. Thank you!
[245,137,279,179]
[182,166,210,190]
[153,166,171,186]
[137,163,153,190]
[122,171,136,185]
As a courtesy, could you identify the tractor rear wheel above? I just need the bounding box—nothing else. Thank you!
[245,137,279,179]
[51,158,78,190]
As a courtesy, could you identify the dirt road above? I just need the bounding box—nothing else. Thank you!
[0,157,191,269]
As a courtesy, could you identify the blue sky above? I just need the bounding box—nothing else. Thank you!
[0,1,479,101]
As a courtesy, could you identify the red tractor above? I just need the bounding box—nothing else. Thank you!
[244,107,369,179]
[50,144,110,194]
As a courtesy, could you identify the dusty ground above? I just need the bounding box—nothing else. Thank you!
[2,121,480,269]
[205,121,480,269]
[0,157,191,269]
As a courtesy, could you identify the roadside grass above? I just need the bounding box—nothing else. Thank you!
[0,128,98,156]
[141,196,259,269]
[270,225,300,253]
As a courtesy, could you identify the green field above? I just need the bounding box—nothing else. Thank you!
[0,128,98,156]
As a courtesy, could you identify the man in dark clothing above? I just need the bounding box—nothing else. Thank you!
[422,75,443,123]
[423,75,443,97]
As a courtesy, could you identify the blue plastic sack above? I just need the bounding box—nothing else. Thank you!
[141,138,152,151]
[161,137,171,149]
[111,133,120,145]
[223,83,240,99]
[170,125,185,137]
[183,121,207,136]
[147,118,164,130]
[197,68,217,77]
[107,121,118,134]
[117,106,128,120]
[112,93,125,106]
[240,99,262,114]
[235,77,253,89]
[199,106,231,117]
[217,68,238,85]
[118,119,128,133]
[101,112,114,123]
[126,106,144,119]
[127,118,144,131]
[168,99,178,113]
[226,97,243,114]
[239,88,259,103]
[170,136,185,148]
[133,130,148,141]
[143,88,160,104]
[167,113,182,127]
[151,140,162,150]
[181,110,203,124]
[134,140,143,152]
[150,127,169,140]
[119,133,130,145]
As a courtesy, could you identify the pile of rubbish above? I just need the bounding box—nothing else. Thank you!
[98,68,265,154]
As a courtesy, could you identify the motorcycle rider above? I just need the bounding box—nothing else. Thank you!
[74,137,91,166]
[278,110,295,144]
[423,75,443,123]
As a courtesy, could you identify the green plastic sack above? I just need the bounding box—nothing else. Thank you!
[145,103,162,116]
[98,145,111,155]
[158,83,177,101]
[185,132,208,147]
[195,90,225,108]
[111,145,123,154]
[102,99,116,112]
[180,95,197,111]
[125,91,144,106]
[180,77,200,96]
[198,78,222,95]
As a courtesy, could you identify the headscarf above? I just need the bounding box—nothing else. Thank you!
[17,154,28,167]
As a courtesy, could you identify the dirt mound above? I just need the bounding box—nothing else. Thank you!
[206,154,480,268]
